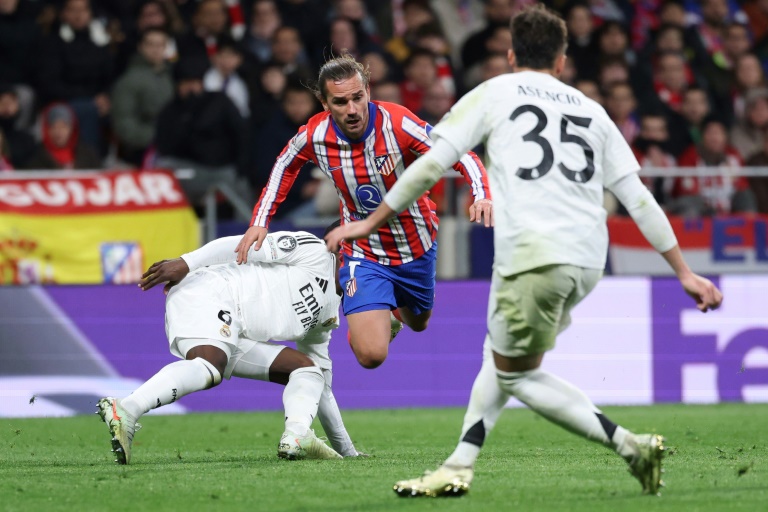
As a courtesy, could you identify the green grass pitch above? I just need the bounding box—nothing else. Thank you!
[1,403,766,512]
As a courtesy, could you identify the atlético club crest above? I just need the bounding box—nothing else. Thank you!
[373,154,397,176]
[345,277,357,297]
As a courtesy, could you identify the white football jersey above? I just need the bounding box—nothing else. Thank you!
[181,232,340,344]
[431,71,640,275]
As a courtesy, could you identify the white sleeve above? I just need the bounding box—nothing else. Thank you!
[429,81,490,155]
[181,232,328,272]
[602,114,642,187]
[384,137,462,213]
[180,236,265,271]
[608,173,678,252]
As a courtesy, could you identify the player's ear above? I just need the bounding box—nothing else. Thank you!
[507,49,516,69]
[554,53,567,76]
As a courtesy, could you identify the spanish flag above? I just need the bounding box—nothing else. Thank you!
[0,169,199,284]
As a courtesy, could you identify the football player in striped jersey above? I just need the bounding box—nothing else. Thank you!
[236,54,493,370]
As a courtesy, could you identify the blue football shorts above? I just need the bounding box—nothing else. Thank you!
[339,241,437,316]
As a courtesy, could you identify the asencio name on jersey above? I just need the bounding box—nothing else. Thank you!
[516,85,582,106]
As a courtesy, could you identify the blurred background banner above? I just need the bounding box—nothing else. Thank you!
[608,215,768,275]
[1,276,766,418]
[0,169,199,284]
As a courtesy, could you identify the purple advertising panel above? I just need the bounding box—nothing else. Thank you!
[1,276,766,417]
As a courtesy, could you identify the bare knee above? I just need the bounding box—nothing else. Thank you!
[186,345,228,377]
[357,352,386,369]
[351,343,388,369]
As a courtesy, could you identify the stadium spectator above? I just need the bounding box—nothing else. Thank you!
[744,124,768,214]
[460,0,514,71]
[731,87,768,159]
[0,85,36,168]
[176,0,230,66]
[370,80,402,103]
[597,20,635,66]
[250,62,287,127]
[565,3,597,80]
[329,0,380,42]
[417,81,453,129]
[481,53,513,81]
[676,86,712,150]
[674,116,755,215]
[399,48,438,113]
[204,37,250,118]
[242,0,281,64]
[111,28,174,167]
[413,22,456,98]
[631,112,678,205]
[23,103,101,170]
[154,58,250,210]
[686,0,731,66]
[651,52,691,112]
[605,82,639,144]
[385,0,436,63]
[37,0,114,154]
[731,53,767,121]
[701,22,753,116]
[0,0,42,116]
[115,0,184,75]
[361,50,398,85]
[236,54,492,371]
[0,128,13,171]
[269,26,313,80]
[275,0,329,65]
[252,84,322,218]
[575,79,603,105]
[597,57,631,94]
[328,16,375,60]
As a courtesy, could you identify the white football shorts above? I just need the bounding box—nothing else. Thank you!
[165,269,286,380]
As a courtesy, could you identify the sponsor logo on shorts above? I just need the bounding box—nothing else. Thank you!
[346,277,357,297]
[277,236,297,252]
[220,325,231,338]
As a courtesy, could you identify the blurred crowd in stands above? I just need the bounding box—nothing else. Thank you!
[1,0,768,219]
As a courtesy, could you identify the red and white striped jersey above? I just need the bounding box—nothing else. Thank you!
[251,101,491,265]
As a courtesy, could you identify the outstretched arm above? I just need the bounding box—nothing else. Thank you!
[325,137,460,251]
[609,173,723,312]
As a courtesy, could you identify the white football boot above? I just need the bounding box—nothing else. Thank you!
[626,433,666,495]
[277,430,343,460]
[393,465,474,497]
[97,397,141,465]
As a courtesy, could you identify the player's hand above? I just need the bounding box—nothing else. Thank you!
[469,198,494,227]
[235,226,268,264]
[679,272,723,312]
[325,220,374,252]
[139,258,190,292]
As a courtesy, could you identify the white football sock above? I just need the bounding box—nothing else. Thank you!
[445,338,509,468]
[120,358,221,419]
[496,368,632,454]
[317,368,357,456]
[283,366,324,437]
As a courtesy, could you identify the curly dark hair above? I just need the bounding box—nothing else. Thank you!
[510,4,568,70]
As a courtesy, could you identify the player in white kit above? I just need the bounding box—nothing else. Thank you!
[98,226,360,464]
[325,4,723,497]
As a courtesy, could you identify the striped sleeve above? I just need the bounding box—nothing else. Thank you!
[401,115,491,202]
[250,126,314,227]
